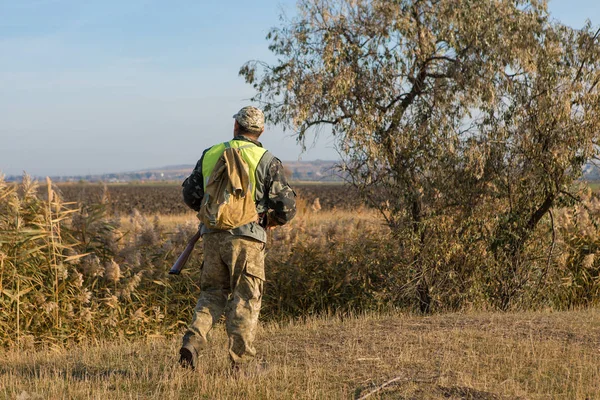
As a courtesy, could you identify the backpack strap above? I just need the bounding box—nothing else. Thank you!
[254,151,275,214]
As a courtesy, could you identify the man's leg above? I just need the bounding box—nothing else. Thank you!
[222,236,265,365]
[180,233,229,367]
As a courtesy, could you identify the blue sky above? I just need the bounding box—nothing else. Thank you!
[1,0,599,176]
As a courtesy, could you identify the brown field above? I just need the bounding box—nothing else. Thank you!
[54,182,361,215]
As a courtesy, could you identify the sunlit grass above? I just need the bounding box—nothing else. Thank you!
[1,309,598,399]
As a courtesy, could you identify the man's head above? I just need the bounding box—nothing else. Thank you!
[233,106,265,138]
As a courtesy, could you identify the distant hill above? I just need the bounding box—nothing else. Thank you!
[10,161,600,183]
[280,160,342,182]
[6,160,343,183]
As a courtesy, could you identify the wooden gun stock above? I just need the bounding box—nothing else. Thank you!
[169,230,202,275]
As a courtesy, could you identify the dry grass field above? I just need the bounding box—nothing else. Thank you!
[3,180,600,399]
[1,309,599,399]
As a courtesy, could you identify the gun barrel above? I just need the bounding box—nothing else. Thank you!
[169,230,201,275]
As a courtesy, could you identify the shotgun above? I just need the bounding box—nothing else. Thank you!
[169,230,202,275]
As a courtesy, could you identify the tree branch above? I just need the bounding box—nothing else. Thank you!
[527,194,555,232]
[573,27,600,84]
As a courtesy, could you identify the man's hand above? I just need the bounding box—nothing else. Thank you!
[265,211,282,229]
[258,212,279,229]
[266,216,278,229]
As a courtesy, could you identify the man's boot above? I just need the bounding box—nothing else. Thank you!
[179,332,205,370]
[179,343,198,370]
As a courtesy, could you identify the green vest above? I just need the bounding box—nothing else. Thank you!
[202,139,267,200]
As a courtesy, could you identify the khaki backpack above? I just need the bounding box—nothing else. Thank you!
[197,145,258,230]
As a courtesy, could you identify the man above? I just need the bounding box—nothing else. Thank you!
[179,106,296,371]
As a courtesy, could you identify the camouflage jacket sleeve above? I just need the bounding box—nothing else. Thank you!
[182,158,204,212]
[266,158,296,225]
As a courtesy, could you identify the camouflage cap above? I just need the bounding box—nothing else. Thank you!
[233,106,265,132]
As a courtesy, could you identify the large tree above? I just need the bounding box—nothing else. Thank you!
[241,0,600,310]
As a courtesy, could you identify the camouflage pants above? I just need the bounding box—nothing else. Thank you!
[183,232,265,364]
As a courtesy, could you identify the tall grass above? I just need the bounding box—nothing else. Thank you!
[1,176,600,347]
[0,176,202,347]
[0,176,85,346]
